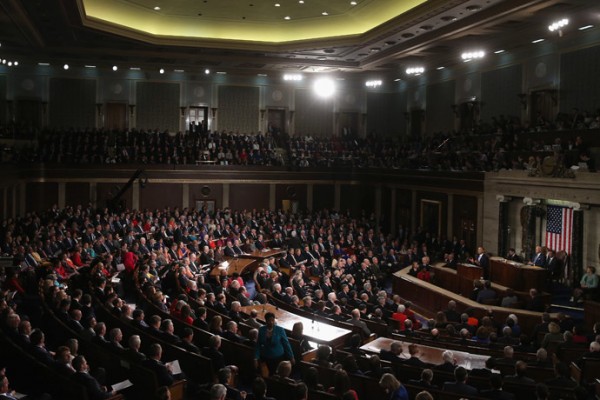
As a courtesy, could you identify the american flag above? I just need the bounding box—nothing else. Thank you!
[545,205,573,254]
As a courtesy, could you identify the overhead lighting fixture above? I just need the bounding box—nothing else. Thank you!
[274,3,280,6]
[322,11,329,16]
[13,61,18,66]
[154,6,161,11]
[38,62,50,66]
[548,18,568,32]
[257,73,268,77]
[112,65,118,71]
[159,68,165,74]
[406,67,425,75]
[393,78,402,82]
[283,73,303,81]
[84,65,96,68]
[350,1,357,5]
[216,71,227,74]
[204,69,210,74]
[298,0,304,3]
[130,67,141,71]
[365,80,382,88]
[174,69,184,72]
[579,25,593,31]
[63,64,69,70]
[284,16,291,20]
[436,66,445,70]
[532,38,545,43]
[461,50,485,60]
[313,77,335,98]
[494,49,505,54]
[7,61,12,67]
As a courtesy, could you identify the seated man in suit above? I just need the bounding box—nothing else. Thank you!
[403,344,428,368]
[529,245,546,267]
[143,343,175,387]
[545,362,578,388]
[71,355,115,400]
[434,350,456,373]
[476,280,497,304]
[504,361,535,385]
[481,373,515,400]
[442,366,479,398]
[125,335,147,362]
[346,308,371,338]
[380,341,404,363]
[408,368,437,390]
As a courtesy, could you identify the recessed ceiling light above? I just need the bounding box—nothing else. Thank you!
[394,78,402,82]
[436,66,445,70]
[112,65,118,71]
[130,67,141,71]
[322,11,329,15]
[85,65,96,68]
[284,16,291,20]
[257,73,268,76]
[579,25,593,31]
[299,0,304,3]
[350,1,357,5]
[153,6,160,11]
[494,49,505,54]
[216,71,227,74]
[159,68,165,74]
[38,62,50,66]
[63,64,69,70]
[274,3,280,6]
[532,38,545,43]
[205,69,210,74]
[174,69,184,72]
[13,61,18,66]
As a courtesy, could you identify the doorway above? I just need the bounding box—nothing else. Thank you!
[530,90,556,127]
[339,111,359,137]
[188,106,208,133]
[105,102,127,131]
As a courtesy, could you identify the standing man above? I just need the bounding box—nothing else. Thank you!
[530,246,546,267]
[471,246,490,280]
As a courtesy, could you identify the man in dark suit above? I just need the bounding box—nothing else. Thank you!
[408,368,437,390]
[143,343,175,387]
[481,373,516,400]
[471,246,490,280]
[545,362,578,388]
[530,245,546,267]
[29,329,56,366]
[442,366,479,398]
[177,328,200,354]
[403,344,428,368]
[125,335,147,362]
[434,350,457,373]
[71,355,115,400]
[202,335,226,371]
[504,361,535,385]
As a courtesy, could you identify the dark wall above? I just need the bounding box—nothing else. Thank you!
[416,191,448,239]
[49,78,96,128]
[26,182,58,212]
[140,183,182,211]
[426,80,455,134]
[229,184,269,211]
[340,184,375,215]
[366,91,407,137]
[560,45,600,113]
[65,183,90,207]
[453,194,478,251]
[189,184,223,211]
[275,184,307,212]
[97,183,132,210]
[313,184,335,211]
[481,64,522,123]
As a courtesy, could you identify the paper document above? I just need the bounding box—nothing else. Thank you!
[112,379,134,392]
[116,263,126,271]
[166,359,182,375]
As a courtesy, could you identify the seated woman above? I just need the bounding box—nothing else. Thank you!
[573,266,598,303]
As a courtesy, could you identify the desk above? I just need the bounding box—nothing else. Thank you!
[360,337,489,370]
[490,257,547,291]
[210,257,255,277]
[240,303,352,348]
[238,249,286,261]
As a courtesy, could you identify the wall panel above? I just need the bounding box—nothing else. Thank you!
[0,76,6,123]
[26,182,58,212]
[481,65,522,122]
[426,80,455,134]
[275,184,307,212]
[65,182,90,207]
[366,92,407,137]
[189,184,223,211]
[49,78,96,128]
[294,89,333,137]
[229,184,269,210]
[560,45,600,113]
[313,185,335,211]
[340,184,375,215]
[136,82,179,131]
[140,183,182,210]
[218,85,259,132]
[97,182,132,210]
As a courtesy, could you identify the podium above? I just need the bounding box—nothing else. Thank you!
[490,257,547,292]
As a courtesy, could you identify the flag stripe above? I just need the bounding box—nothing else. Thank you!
[545,205,573,254]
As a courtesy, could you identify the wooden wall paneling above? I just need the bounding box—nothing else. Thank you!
[426,80,455,134]
[26,182,58,212]
[49,78,96,128]
[65,182,91,207]
[97,182,132,210]
[294,89,333,137]
[312,185,335,211]
[416,191,447,239]
[381,187,392,233]
[139,182,182,211]
[275,184,307,212]
[452,195,478,250]
[560,45,600,113]
[481,65,522,123]
[189,184,223,211]
[0,76,5,124]
[136,82,180,132]
[229,184,270,211]
[340,184,375,216]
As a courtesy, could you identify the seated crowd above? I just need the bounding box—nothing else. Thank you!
[0,204,598,400]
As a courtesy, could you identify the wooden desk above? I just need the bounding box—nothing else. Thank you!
[393,267,554,334]
[238,248,286,261]
[210,257,255,277]
[240,303,352,348]
[490,257,547,291]
[360,337,489,370]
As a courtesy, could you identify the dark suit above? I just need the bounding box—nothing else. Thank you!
[71,371,112,400]
[442,381,479,397]
[477,253,490,280]
[143,358,174,387]
[481,389,516,400]
[202,346,226,370]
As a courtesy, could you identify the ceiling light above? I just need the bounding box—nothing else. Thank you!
[284,16,291,20]
[38,62,50,66]
[154,6,160,11]
[274,3,280,6]
[532,38,545,43]
[436,66,445,70]
[257,73,267,77]
[406,67,425,75]
[299,0,304,3]
[393,78,402,82]
[313,77,335,98]
[461,50,485,60]
[159,68,165,74]
[283,73,303,81]
[63,64,69,70]
[85,65,96,68]
[350,1,357,5]
[365,80,382,88]
[205,69,210,74]
[7,61,12,67]
[130,67,141,71]
[174,69,184,72]
[216,71,227,74]
[322,11,329,16]
[548,18,568,32]
[112,65,118,71]
[494,49,505,54]
[13,61,18,66]
[579,25,593,31]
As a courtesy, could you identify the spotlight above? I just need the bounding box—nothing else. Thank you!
[7,61,12,67]
[63,64,69,70]
[13,61,18,66]
[549,18,568,32]
[159,68,165,74]
[365,80,382,88]
[112,65,118,71]
[406,67,425,75]
[283,74,303,81]
[460,50,485,60]
[205,69,210,74]
[313,77,335,98]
